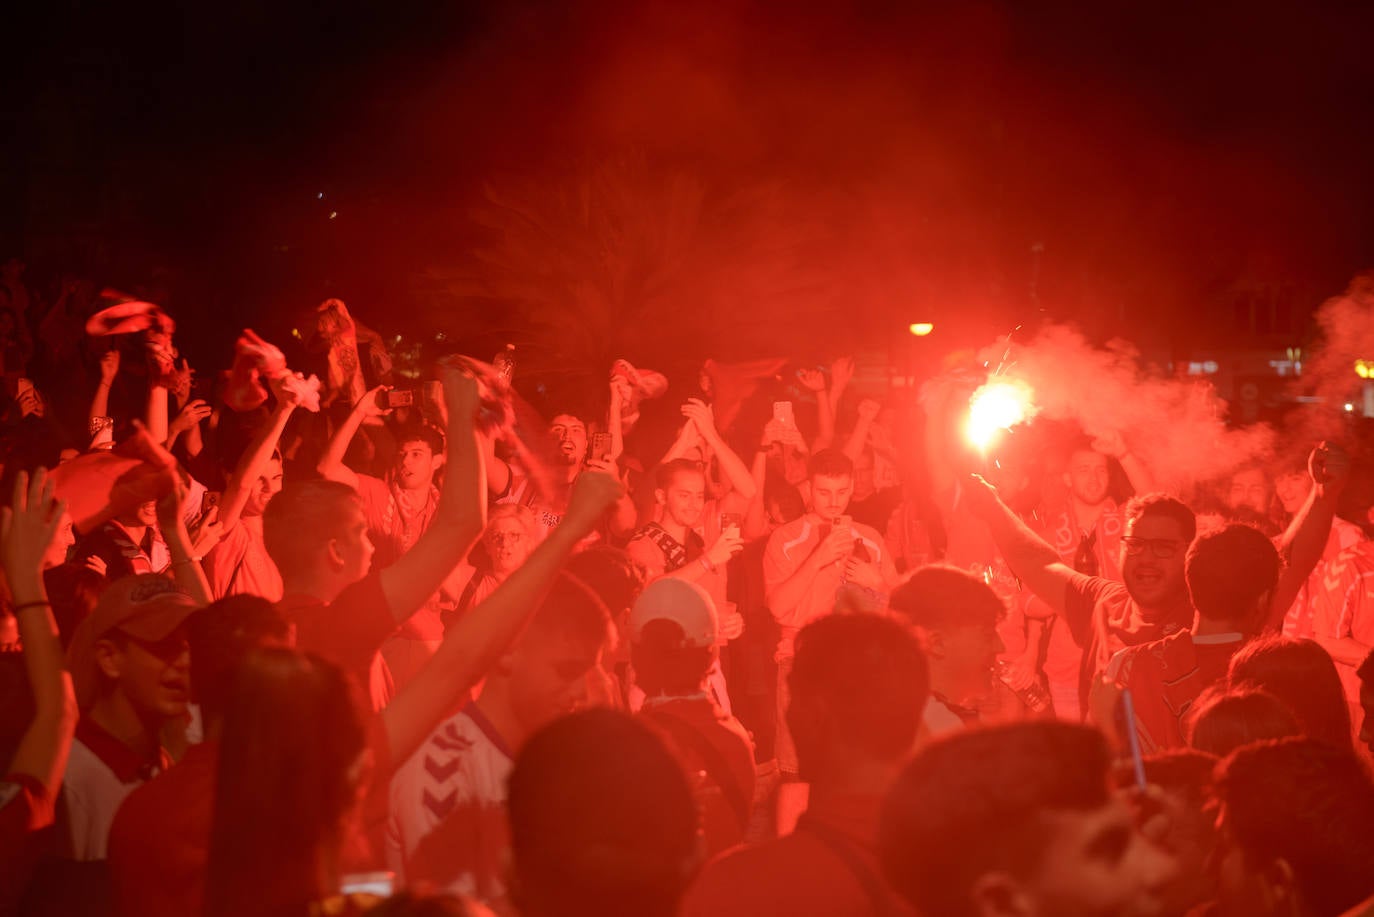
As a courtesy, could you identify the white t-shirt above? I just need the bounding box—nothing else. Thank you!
[387,705,514,901]
[60,726,166,861]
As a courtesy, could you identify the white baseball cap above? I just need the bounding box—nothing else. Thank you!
[629,578,718,649]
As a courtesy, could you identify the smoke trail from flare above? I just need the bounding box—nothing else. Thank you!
[974,325,1272,493]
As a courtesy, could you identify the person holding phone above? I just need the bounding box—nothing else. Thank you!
[764,449,899,831]
[316,383,453,690]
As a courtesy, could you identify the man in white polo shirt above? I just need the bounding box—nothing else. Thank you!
[60,574,199,860]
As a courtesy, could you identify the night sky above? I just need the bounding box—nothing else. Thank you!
[4,1,1373,379]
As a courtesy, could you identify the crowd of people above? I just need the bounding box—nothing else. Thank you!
[1,256,1374,917]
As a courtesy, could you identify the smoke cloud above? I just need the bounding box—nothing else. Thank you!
[982,325,1273,493]
[1297,272,1374,441]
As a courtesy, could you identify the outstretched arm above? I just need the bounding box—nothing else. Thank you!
[316,384,390,491]
[1267,442,1349,630]
[683,399,757,502]
[218,378,301,534]
[377,368,485,625]
[964,473,1076,616]
[381,470,623,764]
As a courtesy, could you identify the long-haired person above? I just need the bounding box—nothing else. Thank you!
[204,648,372,917]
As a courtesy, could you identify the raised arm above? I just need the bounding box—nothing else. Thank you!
[1266,442,1348,630]
[381,469,623,764]
[156,473,213,606]
[217,378,301,534]
[819,357,854,453]
[964,473,1077,616]
[660,414,705,465]
[608,376,628,462]
[88,348,119,432]
[1092,431,1155,496]
[843,398,881,464]
[377,367,485,624]
[316,384,390,490]
[2,470,78,800]
[682,398,757,502]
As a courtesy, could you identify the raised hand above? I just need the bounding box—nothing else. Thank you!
[796,368,826,393]
[681,398,720,443]
[830,356,855,393]
[169,399,213,436]
[356,383,393,419]
[962,473,1004,520]
[1309,441,1351,497]
[1091,430,1128,460]
[1,469,66,581]
[99,348,121,386]
[563,469,625,534]
[705,527,745,568]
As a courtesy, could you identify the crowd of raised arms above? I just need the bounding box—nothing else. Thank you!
[1,259,1373,917]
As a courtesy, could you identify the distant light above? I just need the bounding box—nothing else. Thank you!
[1345,403,1355,412]
[435,332,447,342]
[329,211,338,220]
[290,328,302,340]
[909,322,935,337]
[317,192,324,200]
[1356,360,1372,379]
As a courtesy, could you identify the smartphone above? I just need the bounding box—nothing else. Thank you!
[590,432,613,462]
[720,511,743,537]
[386,389,415,408]
[773,400,795,428]
[834,514,853,532]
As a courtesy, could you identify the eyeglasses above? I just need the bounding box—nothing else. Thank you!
[1122,536,1183,559]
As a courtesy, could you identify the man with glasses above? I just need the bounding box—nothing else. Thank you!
[964,444,1345,725]
[966,481,1197,720]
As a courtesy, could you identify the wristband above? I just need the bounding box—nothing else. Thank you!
[699,556,716,574]
[12,601,52,613]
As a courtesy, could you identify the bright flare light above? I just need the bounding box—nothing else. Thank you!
[966,380,1035,452]
[909,322,935,337]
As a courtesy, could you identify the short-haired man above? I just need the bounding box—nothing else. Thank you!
[318,384,453,688]
[60,575,200,860]
[507,710,698,917]
[764,448,898,783]
[682,613,927,917]
[879,721,1177,917]
[630,578,755,857]
[387,572,614,904]
[108,595,290,917]
[1104,524,1282,753]
[268,367,485,710]
[1212,738,1374,916]
[889,566,1006,737]
[488,410,634,540]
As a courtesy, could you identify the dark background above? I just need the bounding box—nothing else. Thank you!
[3,0,1372,394]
